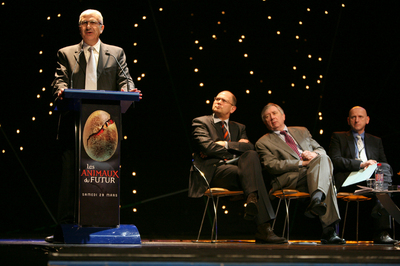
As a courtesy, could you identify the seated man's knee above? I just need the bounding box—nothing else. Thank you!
[242,150,258,160]
[312,153,331,163]
[217,164,238,176]
[318,154,329,160]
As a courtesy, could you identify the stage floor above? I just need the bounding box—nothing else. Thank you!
[1,237,400,266]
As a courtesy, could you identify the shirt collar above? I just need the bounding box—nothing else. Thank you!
[274,126,288,135]
[82,39,101,53]
[352,130,365,140]
[213,113,229,125]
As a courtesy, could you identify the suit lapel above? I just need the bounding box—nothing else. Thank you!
[75,43,86,75]
[210,116,224,141]
[364,133,371,159]
[271,131,299,159]
[346,131,356,159]
[97,42,108,81]
[288,127,306,151]
[228,121,238,142]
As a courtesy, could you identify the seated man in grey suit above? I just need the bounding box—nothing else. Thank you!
[189,91,286,243]
[329,106,397,244]
[255,103,345,244]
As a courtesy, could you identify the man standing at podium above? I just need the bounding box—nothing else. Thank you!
[52,9,137,96]
[47,9,139,243]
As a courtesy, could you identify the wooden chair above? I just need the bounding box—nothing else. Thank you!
[337,192,371,242]
[271,189,310,241]
[196,188,243,243]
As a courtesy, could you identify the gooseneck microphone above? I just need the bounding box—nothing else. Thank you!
[105,51,132,92]
[71,49,84,89]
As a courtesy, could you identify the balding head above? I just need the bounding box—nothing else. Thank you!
[347,106,369,134]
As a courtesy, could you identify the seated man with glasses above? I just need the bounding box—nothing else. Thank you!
[189,90,286,244]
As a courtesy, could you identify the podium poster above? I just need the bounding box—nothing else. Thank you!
[78,101,121,227]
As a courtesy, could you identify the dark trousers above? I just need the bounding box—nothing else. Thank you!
[338,162,393,233]
[210,150,275,225]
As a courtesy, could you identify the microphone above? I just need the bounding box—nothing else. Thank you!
[105,51,132,92]
[71,49,84,89]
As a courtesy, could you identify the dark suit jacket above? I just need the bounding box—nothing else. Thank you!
[255,126,326,193]
[188,115,254,198]
[52,41,135,141]
[329,131,388,189]
[52,41,134,94]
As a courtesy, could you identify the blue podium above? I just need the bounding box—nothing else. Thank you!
[56,89,141,244]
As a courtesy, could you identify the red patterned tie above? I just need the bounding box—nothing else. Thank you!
[280,131,302,159]
[221,121,231,142]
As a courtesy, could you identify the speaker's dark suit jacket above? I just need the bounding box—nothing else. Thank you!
[52,41,134,94]
[188,115,254,198]
[329,131,388,190]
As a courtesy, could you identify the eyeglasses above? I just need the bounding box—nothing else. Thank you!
[214,97,234,105]
[80,20,102,27]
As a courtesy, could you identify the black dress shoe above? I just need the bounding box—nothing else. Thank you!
[244,192,258,220]
[373,231,399,244]
[45,235,54,243]
[304,198,327,218]
[321,229,346,245]
[45,234,64,244]
[255,223,288,244]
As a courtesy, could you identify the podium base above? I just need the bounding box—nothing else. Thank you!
[60,224,141,244]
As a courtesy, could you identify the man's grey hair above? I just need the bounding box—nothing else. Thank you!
[261,103,285,120]
[79,9,104,25]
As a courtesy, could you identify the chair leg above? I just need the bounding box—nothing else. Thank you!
[356,200,359,242]
[342,201,349,239]
[211,196,220,243]
[272,198,282,230]
[393,217,395,240]
[287,199,291,241]
[282,198,290,241]
[196,196,210,242]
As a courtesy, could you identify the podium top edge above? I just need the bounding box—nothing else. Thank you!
[64,89,140,101]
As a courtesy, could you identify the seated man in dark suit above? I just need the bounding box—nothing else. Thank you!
[329,106,397,244]
[255,103,345,244]
[189,91,286,244]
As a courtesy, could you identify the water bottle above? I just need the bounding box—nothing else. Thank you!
[375,163,384,191]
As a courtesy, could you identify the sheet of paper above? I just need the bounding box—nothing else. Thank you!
[342,163,377,187]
